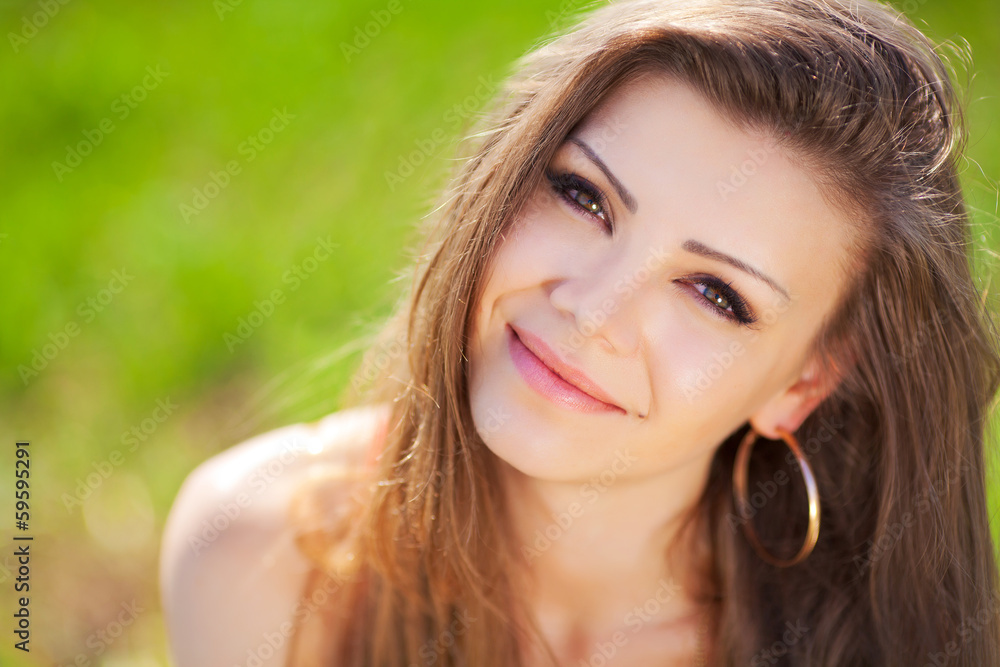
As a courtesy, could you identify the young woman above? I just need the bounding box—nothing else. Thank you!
[160,0,1000,665]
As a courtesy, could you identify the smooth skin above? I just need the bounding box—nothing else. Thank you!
[467,73,856,665]
[159,403,390,667]
[161,74,857,667]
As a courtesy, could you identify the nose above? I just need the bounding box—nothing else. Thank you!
[548,249,643,355]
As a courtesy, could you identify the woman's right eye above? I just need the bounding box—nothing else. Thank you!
[544,169,612,232]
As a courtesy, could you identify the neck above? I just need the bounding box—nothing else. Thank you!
[499,448,718,642]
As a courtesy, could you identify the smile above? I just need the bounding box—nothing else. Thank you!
[506,323,626,415]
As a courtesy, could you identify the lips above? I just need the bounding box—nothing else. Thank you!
[507,323,626,414]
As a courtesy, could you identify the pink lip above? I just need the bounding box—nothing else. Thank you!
[506,323,626,415]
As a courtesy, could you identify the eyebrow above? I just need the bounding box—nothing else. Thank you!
[683,239,791,302]
[567,136,638,214]
[567,136,791,303]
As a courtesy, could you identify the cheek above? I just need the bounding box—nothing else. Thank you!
[655,334,726,406]
[666,326,808,430]
[651,327,765,417]
[475,209,581,313]
[467,223,537,385]
[509,183,605,268]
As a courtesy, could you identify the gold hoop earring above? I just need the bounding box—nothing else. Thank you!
[733,425,821,567]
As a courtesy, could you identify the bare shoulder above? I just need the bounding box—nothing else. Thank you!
[159,402,390,667]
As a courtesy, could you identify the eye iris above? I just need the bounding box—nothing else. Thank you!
[573,189,600,214]
[705,284,730,310]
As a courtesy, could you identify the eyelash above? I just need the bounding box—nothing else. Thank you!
[546,170,612,228]
[544,168,760,328]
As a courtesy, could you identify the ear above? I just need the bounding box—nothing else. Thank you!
[748,351,849,440]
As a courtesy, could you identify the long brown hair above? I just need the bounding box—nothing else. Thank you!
[286,1,1000,664]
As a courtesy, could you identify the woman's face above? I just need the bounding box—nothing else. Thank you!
[467,74,856,483]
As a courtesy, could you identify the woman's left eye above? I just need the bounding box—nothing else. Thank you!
[545,170,611,230]
[686,277,759,327]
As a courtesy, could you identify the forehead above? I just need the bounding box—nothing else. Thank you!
[568,74,858,331]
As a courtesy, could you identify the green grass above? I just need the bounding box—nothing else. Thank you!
[0,0,997,665]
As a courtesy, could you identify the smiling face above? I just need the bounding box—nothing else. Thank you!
[466,73,858,484]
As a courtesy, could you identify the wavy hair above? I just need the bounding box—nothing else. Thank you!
[285,1,1000,664]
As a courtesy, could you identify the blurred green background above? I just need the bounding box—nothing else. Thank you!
[0,0,996,665]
